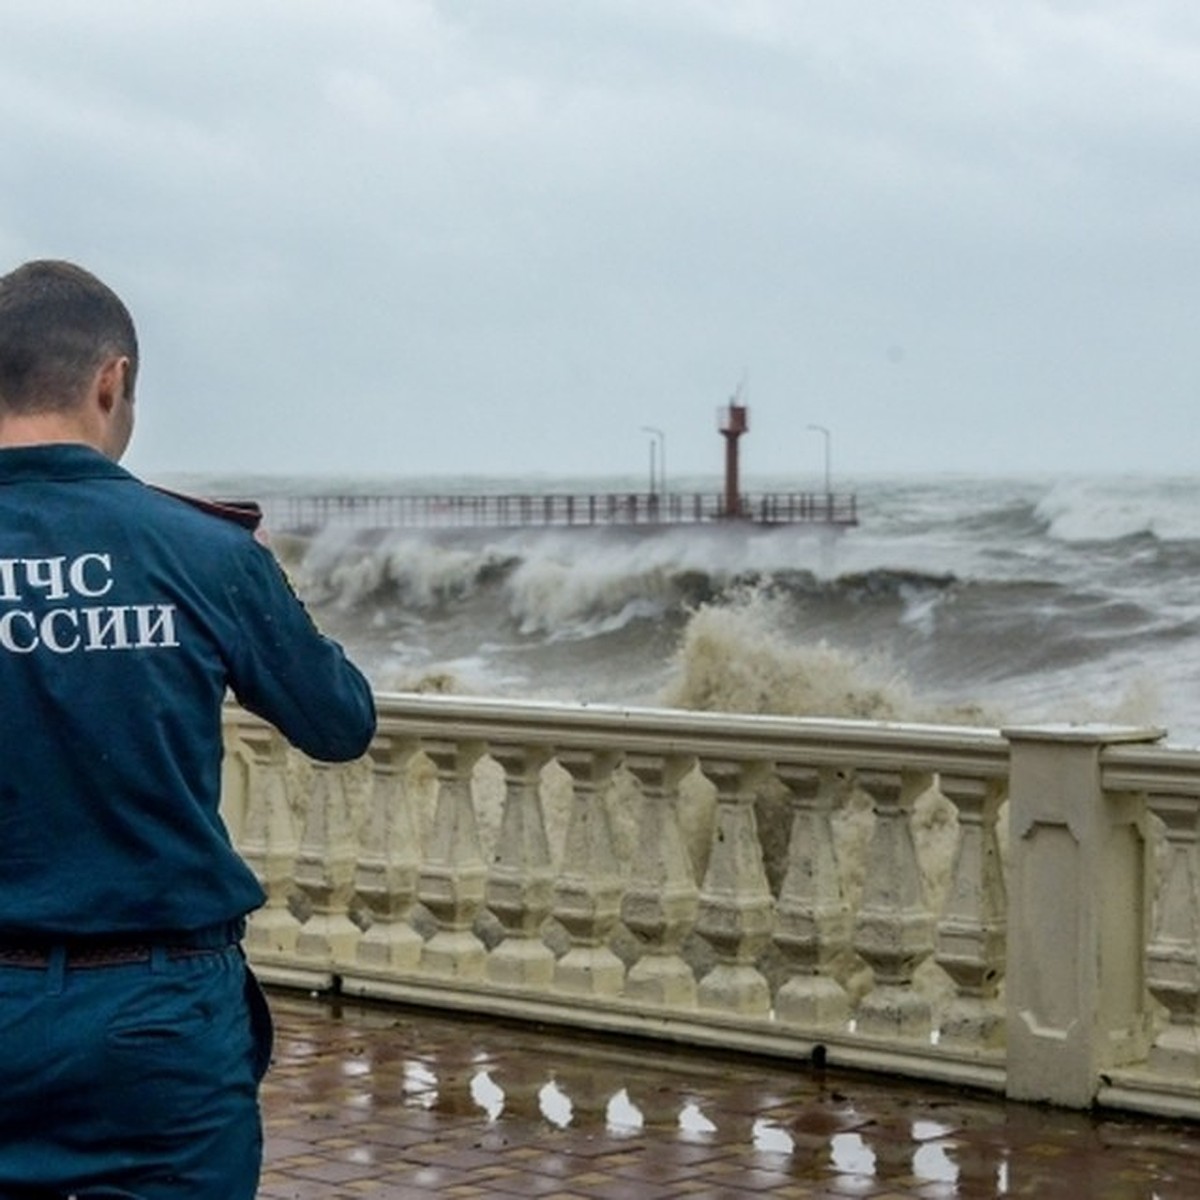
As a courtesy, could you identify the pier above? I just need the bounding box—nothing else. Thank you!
[264,488,859,533]
[264,398,858,534]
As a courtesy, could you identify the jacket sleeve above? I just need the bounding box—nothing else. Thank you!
[223,541,377,762]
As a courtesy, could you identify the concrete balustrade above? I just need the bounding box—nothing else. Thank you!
[220,694,1200,1118]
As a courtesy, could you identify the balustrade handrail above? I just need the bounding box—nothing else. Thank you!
[368,691,1010,777]
[1101,740,1200,794]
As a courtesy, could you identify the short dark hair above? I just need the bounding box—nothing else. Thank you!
[0,260,139,414]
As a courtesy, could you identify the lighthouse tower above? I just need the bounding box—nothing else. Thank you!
[717,398,748,518]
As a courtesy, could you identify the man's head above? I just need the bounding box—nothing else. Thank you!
[0,260,139,459]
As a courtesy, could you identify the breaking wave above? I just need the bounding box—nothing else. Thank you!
[1035,477,1200,544]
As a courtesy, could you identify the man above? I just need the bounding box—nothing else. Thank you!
[0,260,377,1199]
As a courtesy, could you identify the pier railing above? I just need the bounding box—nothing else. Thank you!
[263,491,858,532]
[220,695,1200,1118]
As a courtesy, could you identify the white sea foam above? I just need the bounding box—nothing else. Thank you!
[1036,476,1200,543]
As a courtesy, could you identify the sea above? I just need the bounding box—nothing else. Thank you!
[157,470,1200,749]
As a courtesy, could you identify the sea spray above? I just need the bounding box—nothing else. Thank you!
[659,588,912,721]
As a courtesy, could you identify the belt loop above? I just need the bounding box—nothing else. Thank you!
[151,944,169,974]
[47,945,66,996]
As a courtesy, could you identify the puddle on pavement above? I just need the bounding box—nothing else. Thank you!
[410,1058,1011,1191]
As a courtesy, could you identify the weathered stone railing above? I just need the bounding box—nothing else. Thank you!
[219,695,1200,1118]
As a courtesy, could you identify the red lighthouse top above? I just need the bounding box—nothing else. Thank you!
[718,402,749,436]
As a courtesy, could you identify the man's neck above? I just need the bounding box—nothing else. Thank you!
[0,413,102,452]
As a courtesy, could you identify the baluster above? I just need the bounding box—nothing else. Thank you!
[294,760,362,969]
[552,749,626,996]
[486,743,556,987]
[773,765,852,1027]
[237,726,303,961]
[354,735,423,972]
[853,768,936,1039]
[418,739,488,979]
[935,774,1007,1049]
[694,758,774,1015]
[219,721,251,839]
[1145,794,1200,1074]
[621,753,700,1007]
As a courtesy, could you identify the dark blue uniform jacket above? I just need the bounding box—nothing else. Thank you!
[0,444,376,937]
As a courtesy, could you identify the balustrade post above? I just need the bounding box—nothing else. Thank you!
[353,735,424,972]
[773,765,852,1028]
[486,744,556,987]
[621,754,700,1007]
[1004,725,1160,1107]
[1144,794,1200,1075]
[852,768,936,1039]
[694,758,774,1015]
[418,739,489,979]
[935,773,1007,1049]
[236,725,303,962]
[552,749,625,996]
[293,760,362,971]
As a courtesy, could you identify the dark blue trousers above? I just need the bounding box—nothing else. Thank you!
[0,942,273,1199]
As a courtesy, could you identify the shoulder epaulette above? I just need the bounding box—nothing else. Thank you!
[150,485,264,532]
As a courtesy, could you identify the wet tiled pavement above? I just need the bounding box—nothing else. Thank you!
[258,991,1200,1199]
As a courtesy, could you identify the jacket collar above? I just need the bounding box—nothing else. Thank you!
[0,443,133,485]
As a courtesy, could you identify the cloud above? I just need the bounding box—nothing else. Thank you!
[0,0,1198,478]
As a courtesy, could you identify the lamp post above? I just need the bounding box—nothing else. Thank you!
[807,424,831,496]
[641,426,666,497]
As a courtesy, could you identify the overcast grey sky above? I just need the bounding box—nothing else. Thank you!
[2,0,1197,482]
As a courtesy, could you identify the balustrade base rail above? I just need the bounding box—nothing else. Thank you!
[222,695,1200,1121]
[250,955,1008,1095]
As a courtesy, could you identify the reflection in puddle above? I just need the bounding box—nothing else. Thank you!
[539,1080,573,1128]
[912,1118,955,1141]
[914,1141,959,1183]
[607,1087,644,1131]
[831,1132,875,1175]
[679,1102,717,1135]
[470,1069,504,1120]
[402,1061,438,1109]
[407,1058,1008,1194]
[753,1118,795,1154]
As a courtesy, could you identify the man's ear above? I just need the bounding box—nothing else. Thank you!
[95,356,129,413]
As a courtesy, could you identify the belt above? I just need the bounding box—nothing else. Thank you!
[0,943,230,969]
[0,922,243,970]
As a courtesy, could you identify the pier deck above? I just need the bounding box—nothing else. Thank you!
[265,491,858,532]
